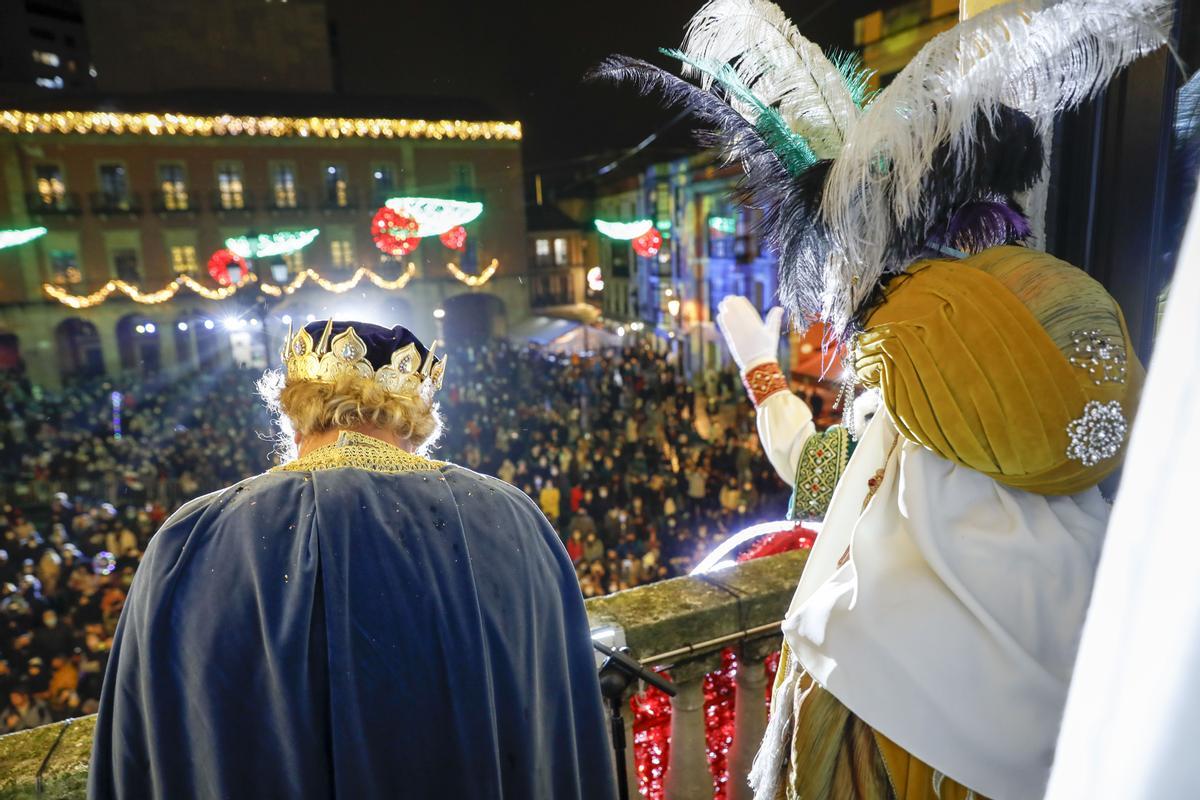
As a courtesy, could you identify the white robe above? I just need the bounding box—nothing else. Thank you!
[757,389,1109,800]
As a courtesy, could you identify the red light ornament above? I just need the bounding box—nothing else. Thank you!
[439,225,467,251]
[371,207,421,256]
[632,226,663,258]
[207,248,248,287]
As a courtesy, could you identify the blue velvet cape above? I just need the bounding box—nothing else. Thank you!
[88,455,617,799]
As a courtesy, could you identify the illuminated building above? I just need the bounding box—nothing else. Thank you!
[0,101,527,386]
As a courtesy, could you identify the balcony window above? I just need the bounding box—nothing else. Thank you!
[271,162,298,208]
[217,162,245,210]
[50,250,81,285]
[553,238,569,266]
[98,163,130,210]
[170,245,198,274]
[324,164,349,208]
[158,163,189,211]
[372,164,396,203]
[112,248,140,283]
[450,161,476,190]
[32,50,60,67]
[35,164,66,209]
[331,240,354,269]
[282,250,304,273]
[535,238,551,267]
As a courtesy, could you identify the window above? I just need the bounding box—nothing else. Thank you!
[450,161,476,190]
[49,250,80,284]
[271,162,298,208]
[371,163,396,202]
[158,163,189,210]
[112,248,140,283]
[216,162,245,209]
[35,164,65,208]
[282,250,304,273]
[553,238,569,266]
[535,238,551,267]
[330,239,354,268]
[98,163,129,208]
[707,206,735,259]
[32,50,60,67]
[35,76,63,89]
[323,164,349,207]
[170,245,198,274]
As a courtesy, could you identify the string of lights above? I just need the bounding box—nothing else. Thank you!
[0,110,521,141]
[43,264,418,308]
[446,258,500,287]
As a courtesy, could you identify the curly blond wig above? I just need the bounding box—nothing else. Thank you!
[258,369,443,460]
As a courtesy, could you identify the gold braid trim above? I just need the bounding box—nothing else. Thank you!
[272,431,443,475]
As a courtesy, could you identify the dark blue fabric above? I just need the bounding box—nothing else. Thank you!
[88,464,617,800]
[301,320,435,371]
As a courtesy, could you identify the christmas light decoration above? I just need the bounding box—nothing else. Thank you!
[371,208,421,256]
[207,248,249,287]
[708,216,736,234]
[439,225,467,251]
[587,267,605,292]
[632,227,663,258]
[43,265,416,307]
[225,229,320,259]
[0,226,47,250]
[595,219,653,240]
[446,258,499,287]
[0,110,522,141]
[385,197,484,237]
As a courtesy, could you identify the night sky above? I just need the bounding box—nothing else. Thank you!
[327,0,876,183]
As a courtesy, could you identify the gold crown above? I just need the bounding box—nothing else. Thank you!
[281,319,446,399]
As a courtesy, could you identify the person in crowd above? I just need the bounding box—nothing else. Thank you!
[0,337,795,714]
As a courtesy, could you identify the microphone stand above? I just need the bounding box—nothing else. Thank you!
[594,640,676,800]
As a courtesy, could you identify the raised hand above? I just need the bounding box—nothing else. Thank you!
[716,296,785,371]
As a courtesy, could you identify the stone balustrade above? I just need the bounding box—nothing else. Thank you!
[0,549,807,798]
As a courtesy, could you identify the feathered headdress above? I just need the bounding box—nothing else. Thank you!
[590,0,1173,342]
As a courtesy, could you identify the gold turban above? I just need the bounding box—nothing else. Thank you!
[854,246,1143,496]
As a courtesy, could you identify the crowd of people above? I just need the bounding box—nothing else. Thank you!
[0,337,790,733]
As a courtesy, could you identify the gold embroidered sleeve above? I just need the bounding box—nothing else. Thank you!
[788,425,851,521]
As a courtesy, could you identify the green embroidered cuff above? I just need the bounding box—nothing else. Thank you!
[788,425,852,521]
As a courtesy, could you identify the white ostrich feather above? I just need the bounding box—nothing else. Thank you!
[681,0,859,159]
[820,0,1173,333]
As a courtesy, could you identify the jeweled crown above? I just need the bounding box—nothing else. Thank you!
[281,319,446,399]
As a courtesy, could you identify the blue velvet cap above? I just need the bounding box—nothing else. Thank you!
[301,320,435,371]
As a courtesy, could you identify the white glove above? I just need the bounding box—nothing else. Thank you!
[716,296,784,371]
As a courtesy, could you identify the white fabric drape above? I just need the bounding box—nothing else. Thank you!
[757,391,1110,799]
[1045,198,1200,799]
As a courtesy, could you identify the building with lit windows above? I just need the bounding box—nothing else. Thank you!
[525,201,596,309]
[0,0,96,94]
[0,101,528,387]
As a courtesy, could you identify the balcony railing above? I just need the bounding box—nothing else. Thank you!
[317,187,360,212]
[264,188,309,212]
[24,192,82,215]
[0,550,804,799]
[88,191,143,216]
[150,191,194,214]
[207,190,256,214]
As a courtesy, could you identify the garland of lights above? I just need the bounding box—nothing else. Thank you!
[207,248,249,286]
[259,263,416,296]
[225,229,320,259]
[446,258,499,287]
[0,227,47,250]
[371,207,421,256]
[385,197,484,237]
[595,219,653,240]
[42,264,417,308]
[0,110,522,141]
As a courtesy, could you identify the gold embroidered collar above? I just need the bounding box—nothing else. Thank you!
[272,431,442,475]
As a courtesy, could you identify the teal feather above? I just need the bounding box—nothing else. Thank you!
[827,49,877,110]
[660,47,818,176]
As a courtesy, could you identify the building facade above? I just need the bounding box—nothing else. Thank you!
[0,0,95,94]
[0,106,528,387]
